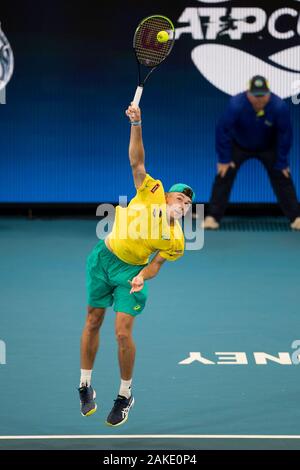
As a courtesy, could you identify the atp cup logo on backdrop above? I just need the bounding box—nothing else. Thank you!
[175,0,300,98]
[0,23,14,103]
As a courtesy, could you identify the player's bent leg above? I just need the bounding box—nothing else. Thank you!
[106,312,135,426]
[81,306,106,370]
[115,312,136,380]
[79,306,106,417]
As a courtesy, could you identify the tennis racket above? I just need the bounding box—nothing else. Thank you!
[132,15,175,106]
[0,23,14,91]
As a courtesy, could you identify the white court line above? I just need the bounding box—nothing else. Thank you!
[1,435,300,440]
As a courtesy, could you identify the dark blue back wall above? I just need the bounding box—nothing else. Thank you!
[0,0,299,203]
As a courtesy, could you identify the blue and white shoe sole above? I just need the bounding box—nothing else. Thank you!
[81,389,97,417]
[105,397,135,427]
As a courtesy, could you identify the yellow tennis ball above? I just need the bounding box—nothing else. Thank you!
[157,31,169,43]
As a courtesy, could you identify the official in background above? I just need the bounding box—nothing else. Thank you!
[203,76,300,230]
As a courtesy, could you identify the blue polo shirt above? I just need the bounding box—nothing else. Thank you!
[216,92,293,170]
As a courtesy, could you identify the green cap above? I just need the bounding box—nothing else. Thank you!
[168,183,196,202]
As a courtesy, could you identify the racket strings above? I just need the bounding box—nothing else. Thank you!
[134,17,174,67]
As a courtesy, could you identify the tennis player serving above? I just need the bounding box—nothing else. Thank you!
[79,103,195,426]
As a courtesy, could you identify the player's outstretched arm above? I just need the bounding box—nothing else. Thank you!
[126,103,147,189]
[128,254,166,293]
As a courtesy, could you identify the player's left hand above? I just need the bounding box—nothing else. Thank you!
[128,275,144,293]
[282,167,290,178]
[126,103,141,123]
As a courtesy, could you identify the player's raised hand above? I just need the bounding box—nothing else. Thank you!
[128,275,144,293]
[126,103,141,123]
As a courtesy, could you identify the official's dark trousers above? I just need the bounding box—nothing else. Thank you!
[208,143,300,222]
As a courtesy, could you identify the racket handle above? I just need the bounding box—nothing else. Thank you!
[133,86,143,107]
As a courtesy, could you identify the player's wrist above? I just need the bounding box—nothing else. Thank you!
[131,120,142,126]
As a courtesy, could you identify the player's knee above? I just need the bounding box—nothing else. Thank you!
[86,307,105,331]
[115,329,131,345]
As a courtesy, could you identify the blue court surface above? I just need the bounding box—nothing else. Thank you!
[0,216,300,450]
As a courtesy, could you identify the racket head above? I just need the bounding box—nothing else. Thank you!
[133,15,175,68]
[0,25,14,90]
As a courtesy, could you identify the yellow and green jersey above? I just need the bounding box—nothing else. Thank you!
[108,174,185,265]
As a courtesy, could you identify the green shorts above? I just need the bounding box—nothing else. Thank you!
[86,239,148,316]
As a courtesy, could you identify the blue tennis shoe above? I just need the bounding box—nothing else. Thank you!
[78,385,97,417]
[106,394,134,426]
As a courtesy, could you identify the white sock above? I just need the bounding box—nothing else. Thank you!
[119,379,132,399]
[80,369,92,387]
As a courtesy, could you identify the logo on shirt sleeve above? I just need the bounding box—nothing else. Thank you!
[151,183,160,193]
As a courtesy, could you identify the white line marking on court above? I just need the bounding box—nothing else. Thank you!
[1,435,300,440]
